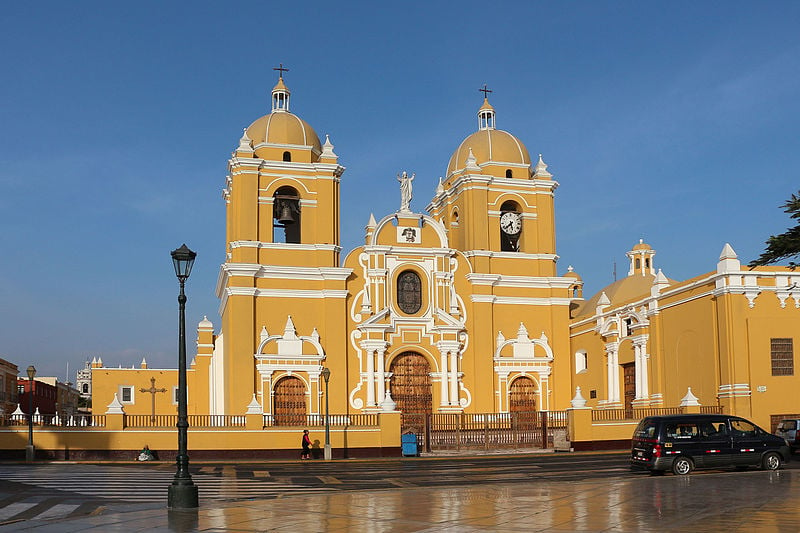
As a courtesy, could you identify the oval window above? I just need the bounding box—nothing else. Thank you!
[397,270,422,314]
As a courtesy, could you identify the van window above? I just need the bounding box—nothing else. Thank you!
[666,422,699,439]
[779,420,797,431]
[634,419,658,439]
[699,420,729,438]
[731,419,759,437]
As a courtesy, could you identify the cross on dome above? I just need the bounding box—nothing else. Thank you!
[273,63,289,78]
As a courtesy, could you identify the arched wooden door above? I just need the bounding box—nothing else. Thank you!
[509,376,537,412]
[273,376,306,426]
[390,352,432,432]
[509,377,538,429]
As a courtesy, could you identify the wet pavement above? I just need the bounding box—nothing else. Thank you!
[5,467,800,531]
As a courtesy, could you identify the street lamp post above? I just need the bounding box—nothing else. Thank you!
[167,244,199,509]
[320,367,331,460]
[25,365,36,462]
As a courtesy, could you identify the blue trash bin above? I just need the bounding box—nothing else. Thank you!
[401,432,418,456]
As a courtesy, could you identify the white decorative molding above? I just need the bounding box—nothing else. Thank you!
[106,393,125,414]
[717,383,752,398]
[397,226,422,244]
[245,394,262,414]
[680,387,701,406]
[463,251,558,261]
[466,273,576,289]
[471,295,572,306]
[571,387,588,408]
[380,390,397,412]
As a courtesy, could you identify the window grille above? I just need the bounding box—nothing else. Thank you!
[771,338,794,376]
[397,270,422,314]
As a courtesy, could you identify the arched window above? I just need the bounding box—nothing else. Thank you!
[397,270,422,314]
[505,169,513,178]
[575,351,588,373]
[82,384,89,393]
[499,200,521,252]
[273,186,301,244]
[282,151,291,162]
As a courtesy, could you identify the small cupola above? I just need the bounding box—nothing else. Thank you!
[271,64,291,112]
[626,239,656,276]
[477,85,495,130]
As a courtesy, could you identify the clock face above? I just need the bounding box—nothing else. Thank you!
[500,212,522,235]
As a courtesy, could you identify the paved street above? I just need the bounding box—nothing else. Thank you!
[0,453,799,531]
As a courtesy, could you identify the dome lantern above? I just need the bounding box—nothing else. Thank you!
[627,239,656,276]
[477,85,495,130]
[271,63,291,113]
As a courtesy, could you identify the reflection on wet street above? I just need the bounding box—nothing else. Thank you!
[177,469,800,531]
[10,467,800,531]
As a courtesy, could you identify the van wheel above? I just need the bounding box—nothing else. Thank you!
[761,452,781,471]
[672,457,693,475]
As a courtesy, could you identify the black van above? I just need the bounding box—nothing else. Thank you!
[630,414,791,475]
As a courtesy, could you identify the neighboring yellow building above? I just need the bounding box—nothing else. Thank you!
[570,240,800,431]
[91,75,800,438]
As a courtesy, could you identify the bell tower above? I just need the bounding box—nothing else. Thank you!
[215,69,349,415]
[427,89,576,412]
[428,89,559,277]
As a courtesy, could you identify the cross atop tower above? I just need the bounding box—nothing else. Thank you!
[479,84,493,99]
[273,63,290,78]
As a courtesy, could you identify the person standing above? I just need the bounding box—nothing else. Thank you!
[301,429,312,459]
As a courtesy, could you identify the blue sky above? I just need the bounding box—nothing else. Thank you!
[1,2,799,380]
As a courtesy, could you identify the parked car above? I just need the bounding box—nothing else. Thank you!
[630,414,791,475]
[775,418,800,454]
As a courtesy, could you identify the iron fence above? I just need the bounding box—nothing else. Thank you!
[403,411,568,452]
[591,407,685,422]
[264,413,379,428]
[124,414,246,428]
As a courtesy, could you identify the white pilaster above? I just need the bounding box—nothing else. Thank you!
[365,350,375,407]
[639,340,649,399]
[606,342,620,404]
[376,347,386,406]
[439,351,450,406]
[449,351,459,406]
[634,344,642,399]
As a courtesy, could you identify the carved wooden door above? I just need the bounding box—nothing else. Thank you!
[390,352,432,433]
[623,363,636,415]
[509,377,537,412]
[509,376,538,430]
[273,376,306,425]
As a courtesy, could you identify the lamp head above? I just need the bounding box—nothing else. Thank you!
[26,365,36,379]
[321,367,331,383]
[171,244,197,281]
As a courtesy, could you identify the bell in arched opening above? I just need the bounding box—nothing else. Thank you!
[273,186,301,243]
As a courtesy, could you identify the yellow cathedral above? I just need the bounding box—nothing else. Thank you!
[91,74,799,443]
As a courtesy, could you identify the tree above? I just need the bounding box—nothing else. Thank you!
[749,191,800,269]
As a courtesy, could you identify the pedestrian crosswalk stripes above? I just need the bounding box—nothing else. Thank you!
[0,465,335,523]
[0,466,334,503]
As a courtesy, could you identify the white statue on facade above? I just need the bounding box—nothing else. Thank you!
[397,171,414,213]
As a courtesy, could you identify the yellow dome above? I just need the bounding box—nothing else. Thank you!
[447,129,531,177]
[632,240,652,251]
[245,112,321,152]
